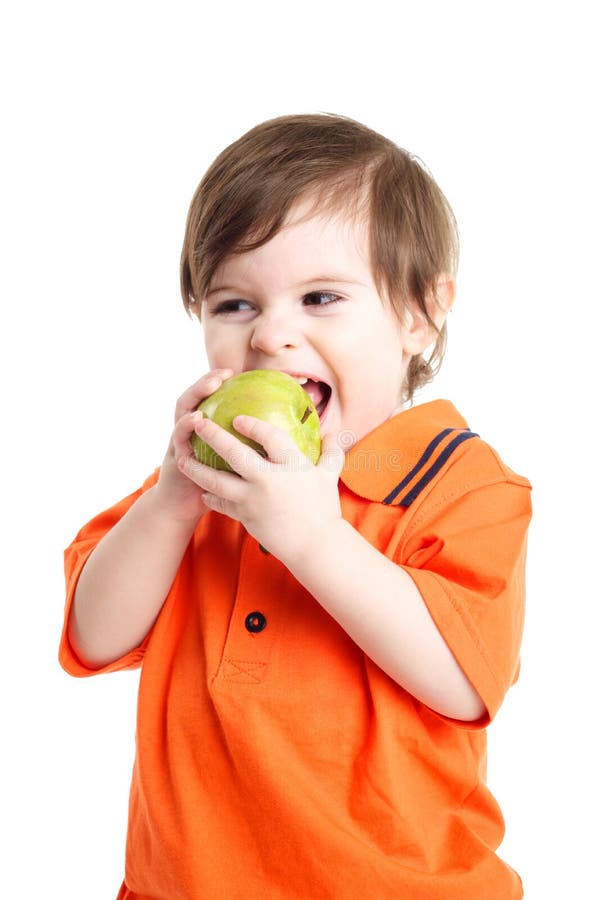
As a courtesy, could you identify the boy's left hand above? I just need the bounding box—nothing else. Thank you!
[179,413,345,566]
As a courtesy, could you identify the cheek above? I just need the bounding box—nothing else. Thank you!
[337,349,406,413]
[203,328,237,365]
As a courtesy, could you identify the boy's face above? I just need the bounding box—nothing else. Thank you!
[199,201,432,449]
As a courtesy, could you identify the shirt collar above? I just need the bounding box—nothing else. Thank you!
[340,400,474,505]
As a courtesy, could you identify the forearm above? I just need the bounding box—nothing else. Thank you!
[69,486,199,668]
[181,416,485,720]
[284,520,486,722]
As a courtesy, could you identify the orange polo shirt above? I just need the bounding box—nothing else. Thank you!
[60,400,532,899]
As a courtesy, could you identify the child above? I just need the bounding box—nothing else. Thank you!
[60,113,532,899]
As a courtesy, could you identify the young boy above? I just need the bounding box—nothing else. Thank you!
[60,114,532,899]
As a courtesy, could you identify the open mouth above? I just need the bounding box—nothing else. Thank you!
[294,376,332,422]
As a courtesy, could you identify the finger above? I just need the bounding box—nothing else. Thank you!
[192,416,264,476]
[171,410,203,462]
[174,369,234,422]
[199,491,233,518]
[317,432,346,478]
[178,452,244,502]
[232,415,307,466]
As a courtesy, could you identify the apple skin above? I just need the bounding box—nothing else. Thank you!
[191,370,322,471]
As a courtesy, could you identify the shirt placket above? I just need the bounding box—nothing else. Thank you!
[214,533,285,685]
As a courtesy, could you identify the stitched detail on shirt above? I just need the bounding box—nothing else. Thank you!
[221,658,267,684]
[421,570,505,704]
[396,475,530,705]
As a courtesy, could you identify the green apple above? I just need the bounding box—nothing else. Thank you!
[191,370,322,471]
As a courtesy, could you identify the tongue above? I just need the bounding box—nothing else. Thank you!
[303,379,326,413]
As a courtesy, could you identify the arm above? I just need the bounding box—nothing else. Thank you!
[68,370,233,668]
[182,414,486,722]
[282,519,486,722]
[68,486,198,667]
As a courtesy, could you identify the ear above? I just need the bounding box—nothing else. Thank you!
[429,274,456,324]
[402,275,456,356]
[189,300,202,321]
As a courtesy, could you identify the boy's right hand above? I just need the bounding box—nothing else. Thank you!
[153,369,234,524]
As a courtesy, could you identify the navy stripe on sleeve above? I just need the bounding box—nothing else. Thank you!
[383,429,478,506]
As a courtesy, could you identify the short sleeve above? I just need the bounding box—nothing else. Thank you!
[398,477,532,724]
[59,470,160,677]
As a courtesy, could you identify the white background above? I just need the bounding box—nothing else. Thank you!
[2,1,597,897]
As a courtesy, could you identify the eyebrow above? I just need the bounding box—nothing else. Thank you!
[207,275,366,296]
[298,275,367,288]
[206,285,233,297]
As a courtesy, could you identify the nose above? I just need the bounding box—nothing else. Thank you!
[250,311,300,356]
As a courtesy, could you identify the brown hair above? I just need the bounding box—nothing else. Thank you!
[180,113,458,402]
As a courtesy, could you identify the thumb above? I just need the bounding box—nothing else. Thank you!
[317,432,346,477]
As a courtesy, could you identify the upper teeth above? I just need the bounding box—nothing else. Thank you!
[294,376,308,385]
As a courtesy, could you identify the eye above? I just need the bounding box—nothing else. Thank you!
[303,291,343,307]
[209,299,253,316]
